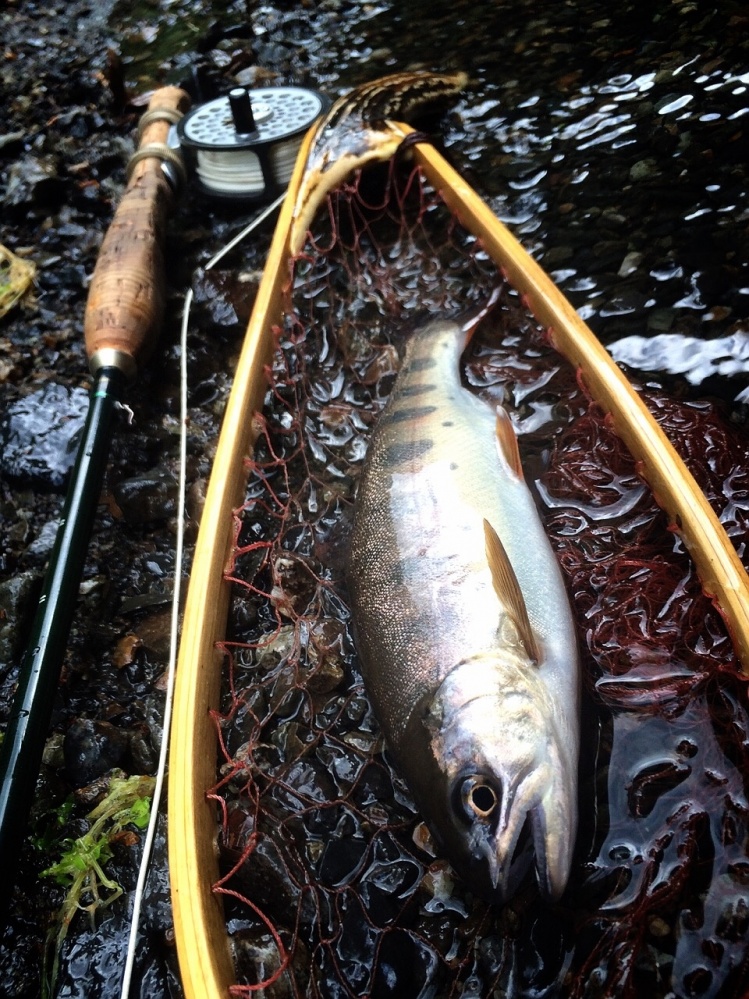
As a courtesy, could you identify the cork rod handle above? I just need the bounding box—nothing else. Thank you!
[84,85,191,376]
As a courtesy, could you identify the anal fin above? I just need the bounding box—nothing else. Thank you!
[483,518,541,665]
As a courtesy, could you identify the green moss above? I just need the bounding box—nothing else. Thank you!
[40,774,155,998]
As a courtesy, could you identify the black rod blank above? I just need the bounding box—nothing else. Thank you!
[0,366,127,922]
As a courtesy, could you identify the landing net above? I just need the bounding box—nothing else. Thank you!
[209,158,749,998]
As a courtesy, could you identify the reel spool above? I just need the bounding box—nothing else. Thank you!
[176,85,330,202]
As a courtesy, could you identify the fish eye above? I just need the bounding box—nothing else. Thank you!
[454,775,500,825]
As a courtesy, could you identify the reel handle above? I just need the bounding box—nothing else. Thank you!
[84,85,191,378]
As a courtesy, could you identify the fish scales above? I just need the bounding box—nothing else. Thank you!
[349,314,580,902]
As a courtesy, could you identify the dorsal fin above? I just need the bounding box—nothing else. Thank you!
[483,518,541,665]
[494,407,524,480]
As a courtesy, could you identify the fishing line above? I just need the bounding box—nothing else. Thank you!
[117,288,189,999]
[205,191,285,270]
[118,197,283,998]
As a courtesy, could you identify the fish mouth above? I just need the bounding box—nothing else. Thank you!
[439,751,575,903]
[486,767,575,902]
[482,811,534,899]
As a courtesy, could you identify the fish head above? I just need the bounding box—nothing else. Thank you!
[413,652,577,904]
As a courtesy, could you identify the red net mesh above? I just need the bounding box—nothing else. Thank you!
[208,159,749,997]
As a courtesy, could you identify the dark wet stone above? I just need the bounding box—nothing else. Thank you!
[0,383,88,489]
[542,245,575,267]
[647,309,676,332]
[134,610,173,661]
[4,155,67,211]
[191,267,258,330]
[37,261,89,293]
[128,725,158,774]
[231,928,311,999]
[590,241,629,273]
[113,468,179,524]
[318,830,369,887]
[222,831,317,934]
[598,289,650,318]
[63,718,129,787]
[26,518,61,561]
[369,929,442,997]
[0,571,39,664]
[629,158,659,182]
[609,330,749,401]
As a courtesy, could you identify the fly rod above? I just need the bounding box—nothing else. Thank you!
[0,85,190,924]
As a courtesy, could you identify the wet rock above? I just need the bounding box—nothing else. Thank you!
[590,240,629,272]
[599,289,650,318]
[112,633,142,668]
[369,928,442,997]
[629,158,659,182]
[191,267,259,331]
[647,308,676,332]
[0,383,88,489]
[270,552,319,618]
[113,467,179,524]
[42,731,66,769]
[119,589,173,614]
[233,65,281,88]
[231,929,310,999]
[63,718,129,787]
[4,155,66,211]
[618,251,644,277]
[222,828,316,933]
[128,724,158,774]
[26,518,61,561]
[0,570,39,663]
[318,828,369,887]
[134,611,173,661]
[72,767,128,808]
[542,245,575,268]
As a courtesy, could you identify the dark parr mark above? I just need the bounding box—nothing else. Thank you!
[408,356,438,372]
[389,405,438,423]
[400,383,436,397]
[385,439,434,465]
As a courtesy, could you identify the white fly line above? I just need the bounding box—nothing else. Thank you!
[118,193,283,998]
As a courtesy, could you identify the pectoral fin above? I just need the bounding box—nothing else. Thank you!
[483,518,541,665]
[495,407,524,479]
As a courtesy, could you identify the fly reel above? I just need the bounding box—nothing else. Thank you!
[175,85,330,202]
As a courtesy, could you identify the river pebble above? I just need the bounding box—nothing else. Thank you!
[0,383,88,489]
[63,718,130,787]
[113,468,179,524]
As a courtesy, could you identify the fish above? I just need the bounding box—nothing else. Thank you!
[348,306,580,903]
